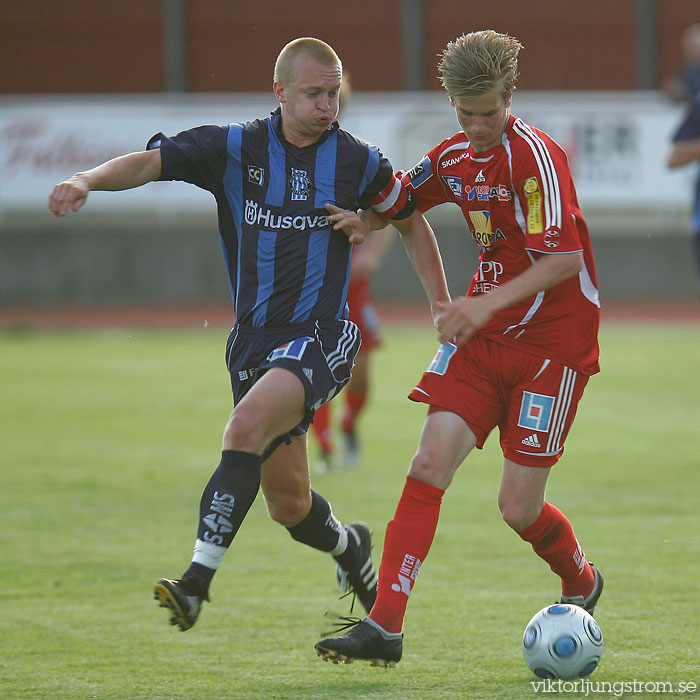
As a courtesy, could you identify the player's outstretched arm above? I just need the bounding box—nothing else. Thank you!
[435,251,584,346]
[391,210,451,319]
[48,149,162,217]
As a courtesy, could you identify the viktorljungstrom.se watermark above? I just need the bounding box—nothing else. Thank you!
[531,678,698,696]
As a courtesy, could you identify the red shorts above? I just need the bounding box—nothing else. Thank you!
[408,335,589,467]
[347,276,381,352]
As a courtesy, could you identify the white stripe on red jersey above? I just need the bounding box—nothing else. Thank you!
[512,118,562,231]
[371,175,407,218]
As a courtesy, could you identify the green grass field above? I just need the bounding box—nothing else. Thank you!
[2,321,699,700]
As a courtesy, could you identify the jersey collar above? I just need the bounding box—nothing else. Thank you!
[270,107,340,151]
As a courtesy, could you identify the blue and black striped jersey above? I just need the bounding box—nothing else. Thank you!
[148,108,413,328]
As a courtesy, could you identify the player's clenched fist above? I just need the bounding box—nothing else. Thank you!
[48,175,90,217]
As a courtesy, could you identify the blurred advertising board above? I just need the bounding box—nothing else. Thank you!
[0,91,693,216]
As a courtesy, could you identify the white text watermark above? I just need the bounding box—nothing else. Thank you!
[531,679,697,697]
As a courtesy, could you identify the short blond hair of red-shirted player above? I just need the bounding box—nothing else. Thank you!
[438,29,522,101]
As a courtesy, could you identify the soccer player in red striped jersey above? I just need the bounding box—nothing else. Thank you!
[316,29,603,667]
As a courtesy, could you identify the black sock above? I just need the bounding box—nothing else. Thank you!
[182,450,262,591]
[287,490,356,567]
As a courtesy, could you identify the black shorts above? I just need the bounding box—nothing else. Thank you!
[225,319,361,437]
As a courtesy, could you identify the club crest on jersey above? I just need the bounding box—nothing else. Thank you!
[248,165,265,186]
[444,176,463,199]
[544,230,560,248]
[517,391,555,432]
[523,177,544,234]
[475,169,486,182]
[290,168,310,201]
[468,210,507,249]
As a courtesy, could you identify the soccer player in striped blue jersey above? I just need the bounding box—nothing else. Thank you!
[48,37,450,634]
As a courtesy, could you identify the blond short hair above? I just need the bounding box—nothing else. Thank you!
[274,37,342,84]
[438,30,522,100]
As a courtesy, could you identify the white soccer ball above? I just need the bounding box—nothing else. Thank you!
[522,604,603,680]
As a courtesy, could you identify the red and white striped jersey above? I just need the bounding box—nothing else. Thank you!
[402,113,600,375]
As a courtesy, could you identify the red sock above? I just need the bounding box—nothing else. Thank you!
[518,502,595,598]
[341,387,367,434]
[369,476,444,633]
[312,402,333,453]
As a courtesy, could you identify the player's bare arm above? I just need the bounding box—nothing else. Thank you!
[391,210,452,319]
[667,137,700,168]
[48,149,162,217]
[325,203,387,245]
[436,250,583,345]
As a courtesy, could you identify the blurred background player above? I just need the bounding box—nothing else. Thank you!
[311,73,395,472]
[48,37,450,637]
[667,80,700,291]
[311,226,394,472]
[316,30,603,666]
[663,23,700,103]
[664,23,700,291]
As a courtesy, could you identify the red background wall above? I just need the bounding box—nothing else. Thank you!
[0,0,697,93]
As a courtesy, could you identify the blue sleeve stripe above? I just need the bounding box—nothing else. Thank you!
[291,229,331,323]
[251,229,278,326]
[224,123,244,306]
[266,120,286,207]
[314,132,337,208]
[359,145,380,197]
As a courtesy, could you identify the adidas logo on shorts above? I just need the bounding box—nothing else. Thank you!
[521,434,541,448]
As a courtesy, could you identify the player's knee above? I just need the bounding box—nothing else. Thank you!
[499,497,539,532]
[266,490,311,527]
[223,407,264,451]
[408,449,448,488]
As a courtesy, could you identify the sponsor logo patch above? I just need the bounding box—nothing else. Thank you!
[521,434,541,448]
[267,336,314,363]
[465,184,512,202]
[391,553,422,597]
[468,210,507,249]
[573,541,586,574]
[440,151,470,168]
[518,391,555,432]
[473,260,504,293]
[248,165,265,186]
[244,200,329,231]
[523,177,543,234]
[407,156,433,186]
[201,491,236,544]
[444,176,463,199]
